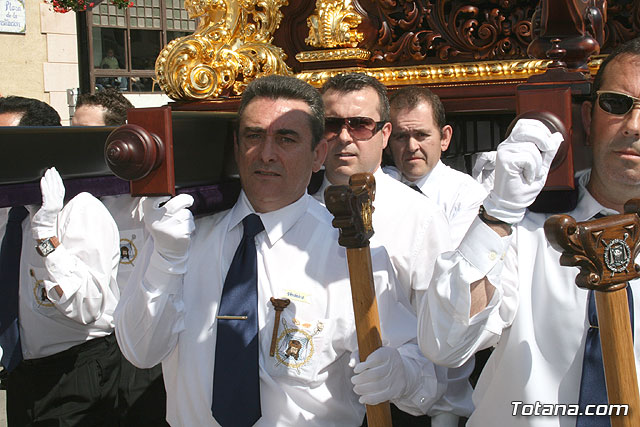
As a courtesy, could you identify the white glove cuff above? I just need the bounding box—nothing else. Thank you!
[143,250,188,294]
[32,225,58,240]
[482,194,524,224]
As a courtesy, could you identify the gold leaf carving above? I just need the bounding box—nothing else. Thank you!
[305,0,364,48]
[155,0,292,101]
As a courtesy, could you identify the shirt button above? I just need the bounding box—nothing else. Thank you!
[489,251,497,261]
[420,397,426,404]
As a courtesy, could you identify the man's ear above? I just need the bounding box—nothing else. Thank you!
[581,100,593,146]
[312,139,328,172]
[380,121,392,150]
[440,125,453,152]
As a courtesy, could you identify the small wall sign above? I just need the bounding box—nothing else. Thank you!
[1,0,26,34]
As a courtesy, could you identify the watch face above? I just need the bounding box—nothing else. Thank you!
[37,239,55,257]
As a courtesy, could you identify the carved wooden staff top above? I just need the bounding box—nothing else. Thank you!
[545,199,640,427]
[324,172,391,427]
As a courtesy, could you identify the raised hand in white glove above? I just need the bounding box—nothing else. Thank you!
[351,346,412,405]
[142,194,195,270]
[32,167,65,240]
[482,119,563,224]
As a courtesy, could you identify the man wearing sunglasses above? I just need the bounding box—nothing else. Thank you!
[311,73,459,426]
[418,38,640,426]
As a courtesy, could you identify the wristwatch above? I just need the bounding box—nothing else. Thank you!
[478,206,511,226]
[36,236,60,257]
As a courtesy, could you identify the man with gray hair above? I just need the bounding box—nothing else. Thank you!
[115,74,432,426]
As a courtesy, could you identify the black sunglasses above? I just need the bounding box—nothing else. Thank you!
[324,117,387,141]
[597,91,640,116]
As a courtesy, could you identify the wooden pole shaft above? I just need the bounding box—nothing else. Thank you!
[345,246,392,427]
[595,288,640,427]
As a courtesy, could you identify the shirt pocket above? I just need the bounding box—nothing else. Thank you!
[262,311,338,385]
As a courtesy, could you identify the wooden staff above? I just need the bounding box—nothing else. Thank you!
[545,198,640,427]
[324,173,392,427]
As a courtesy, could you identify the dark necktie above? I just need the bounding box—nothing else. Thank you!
[212,213,264,427]
[408,182,423,194]
[576,273,634,426]
[0,206,28,373]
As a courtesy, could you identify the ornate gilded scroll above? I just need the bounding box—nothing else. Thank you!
[156,0,292,100]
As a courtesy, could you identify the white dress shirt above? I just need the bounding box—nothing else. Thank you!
[383,163,481,421]
[314,168,459,420]
[385,161,487,247]
[101,194,145,292]
[418,169,640,426]
[115,192,440,426]
[16,192,120,359]
[314,168,453,308]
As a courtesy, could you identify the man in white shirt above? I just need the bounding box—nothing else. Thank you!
[115,74,436,426]
[418,38,640,426]
[385,86,487,247]
[384,86,488,425]
[312,73,461,426]
[71,89,169,426]
[0,97,122,426]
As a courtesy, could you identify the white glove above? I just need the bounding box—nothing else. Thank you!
[32,167,65,240]
[142,194,195,267]
[483,119,563,224]
[351,346,410,405]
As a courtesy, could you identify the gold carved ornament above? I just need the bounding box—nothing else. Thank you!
[305,0,363,48]
[156,0,292,100]
[296,0,370,63]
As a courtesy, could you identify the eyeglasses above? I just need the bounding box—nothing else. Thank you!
[324,117,387,141]
[596,91,640,116]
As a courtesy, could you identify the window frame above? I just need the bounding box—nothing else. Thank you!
[86,1,195,93]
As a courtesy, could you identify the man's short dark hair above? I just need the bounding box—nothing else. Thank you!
[76,88,134,126]
[0,96,61,126]
[592,37,640,101]
[389,86,447,135]
[237,75,325,149]
[320,73,390,122]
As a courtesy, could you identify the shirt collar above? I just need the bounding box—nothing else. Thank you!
[228,190,310,247]
[573,169,619,221]
[401,160,441,191]
[317,165,383,201]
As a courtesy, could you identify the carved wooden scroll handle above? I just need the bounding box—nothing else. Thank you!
[324,173,376,248]
[324,172,392,427]
[544,198,640,291]
[545,200,640,427]
[104,124,165,181]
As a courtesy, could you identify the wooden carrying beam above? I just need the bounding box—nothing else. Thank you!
[0,108,238,208]
[544,199,640,427]
[324,173,392,427]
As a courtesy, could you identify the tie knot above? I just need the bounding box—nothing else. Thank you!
[8,206,28,223]
[243,214,264,239]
